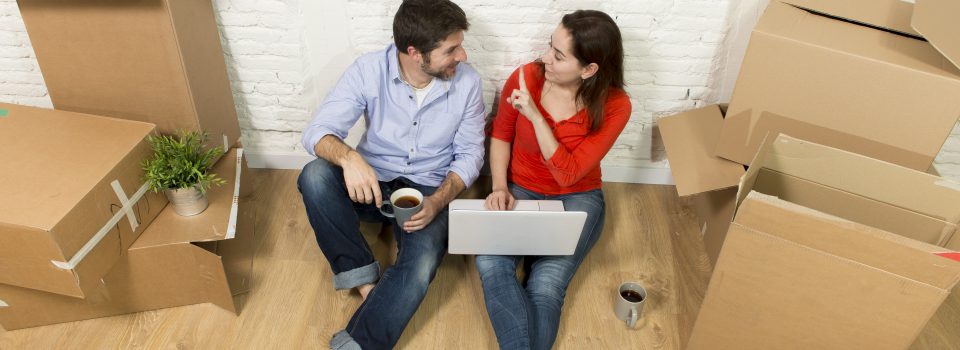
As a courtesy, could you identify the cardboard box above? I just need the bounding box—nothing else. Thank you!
[0,148,255,331]
[788,0,920,36]
[717,1,960,170]
[912,0,960,70]
[658,105,745,197]
[657,104,745,266]
[17,0,241,152]
[689,187,737,267]
[0,103,166,299]
[687,134,960,349]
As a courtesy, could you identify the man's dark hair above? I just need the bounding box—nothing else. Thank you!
[393,0,469,58]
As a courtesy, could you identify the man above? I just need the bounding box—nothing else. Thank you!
[297,0,484,349]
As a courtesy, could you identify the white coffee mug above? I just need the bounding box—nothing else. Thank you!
[614,282,646,328]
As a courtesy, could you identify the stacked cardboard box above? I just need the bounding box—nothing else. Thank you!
[0,103,167,299]
[0,0,250,331]
[657,0,960,348]
[16,0,242,153]
[0,149,254,330]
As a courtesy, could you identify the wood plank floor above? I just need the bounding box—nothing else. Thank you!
[0,169,956,349]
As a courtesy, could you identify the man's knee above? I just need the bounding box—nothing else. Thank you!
[298,158,342,196]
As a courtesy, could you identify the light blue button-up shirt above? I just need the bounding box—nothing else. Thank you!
[302,44,485,188]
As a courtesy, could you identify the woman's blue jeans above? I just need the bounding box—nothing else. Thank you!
[475,184,606,350]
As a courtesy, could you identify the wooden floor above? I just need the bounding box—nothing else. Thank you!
[0,169,956,349]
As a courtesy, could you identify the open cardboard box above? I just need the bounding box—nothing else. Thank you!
[657,104,744,267]
[716,0,960,170]
[16,0,241,153]
[687,134,960,349]
[0,148,255,331]
[0,103,166,299]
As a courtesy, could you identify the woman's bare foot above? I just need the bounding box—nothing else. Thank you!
[357,283,375,301]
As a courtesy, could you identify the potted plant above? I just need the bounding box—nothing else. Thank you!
[143,130,226,216]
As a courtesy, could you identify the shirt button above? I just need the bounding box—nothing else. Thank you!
[406,162,411,165]
[409,96,413,99]
[413,122,418,126]
[410,148,414,152]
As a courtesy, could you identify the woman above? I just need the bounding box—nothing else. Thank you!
[477,9,630,350]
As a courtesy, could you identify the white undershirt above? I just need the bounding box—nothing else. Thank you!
[411,78,435,109]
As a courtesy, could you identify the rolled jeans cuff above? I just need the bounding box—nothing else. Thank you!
[330,330,362,350]
[332,261,380,290]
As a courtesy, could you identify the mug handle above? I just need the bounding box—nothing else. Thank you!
[379,203,395,218]
[628,308,638,328]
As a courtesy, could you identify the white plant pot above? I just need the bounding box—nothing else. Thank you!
[164,186,209,216]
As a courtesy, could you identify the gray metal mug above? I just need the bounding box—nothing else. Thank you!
[614,282,646,328]
[379,188,423,229]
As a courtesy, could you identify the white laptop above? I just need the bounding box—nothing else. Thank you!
[448,199,588,255]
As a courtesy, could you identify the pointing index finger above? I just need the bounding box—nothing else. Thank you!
[518,64,528,92]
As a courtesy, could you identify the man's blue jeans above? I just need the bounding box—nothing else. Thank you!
[298,158,447,350]
[475,184,606,350]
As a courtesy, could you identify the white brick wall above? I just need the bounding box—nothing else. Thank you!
[0,0,48,109]
[2,0,959,182]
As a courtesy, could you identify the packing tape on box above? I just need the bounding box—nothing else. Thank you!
[111,181,140,232]
[51,182,150,270]
[225,149,243,239]
[0,299,7,308]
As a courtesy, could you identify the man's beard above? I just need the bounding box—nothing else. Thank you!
[421,57,457,81]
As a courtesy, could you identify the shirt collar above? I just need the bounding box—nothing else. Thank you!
[388,44,404,85]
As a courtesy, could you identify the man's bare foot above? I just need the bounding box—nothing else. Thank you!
[357,283,375,301]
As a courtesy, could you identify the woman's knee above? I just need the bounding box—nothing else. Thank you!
[476,255,519,281]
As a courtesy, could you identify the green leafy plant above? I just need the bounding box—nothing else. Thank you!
[143,130,226,194]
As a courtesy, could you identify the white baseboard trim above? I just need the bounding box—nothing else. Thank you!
[601,165,675,185]
[245,151,676,185]
[245,151,315,170]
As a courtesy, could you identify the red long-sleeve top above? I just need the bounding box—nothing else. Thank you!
[490,63,631,195]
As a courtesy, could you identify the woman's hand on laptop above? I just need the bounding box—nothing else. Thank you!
[485,189,516,211]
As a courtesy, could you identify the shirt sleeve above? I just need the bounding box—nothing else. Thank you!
[447,76,486,188]
[545,95,632,187]
[301,61,366,157]
[489,66,523,143]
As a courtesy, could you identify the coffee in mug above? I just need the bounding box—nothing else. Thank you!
[614,282,646,328]
[379,188,424,229]
[394,196,420,208]
[620,290,644,303]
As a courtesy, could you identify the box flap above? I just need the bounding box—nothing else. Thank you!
[131,148,246,247]
[752,168,957,246]
[657,105,745,196]
[0,103,154,231]
[748,135,960,225]
[735,191,960,290]
[691,187,738,268]
[786,0,921,37]
[912,0,960,70]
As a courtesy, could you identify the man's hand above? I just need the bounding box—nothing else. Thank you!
[485,188,516,211]
[403,195,443,232]
[341,152,383,207]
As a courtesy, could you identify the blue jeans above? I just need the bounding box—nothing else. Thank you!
[298,158,448,350]
[475,184,606,350]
